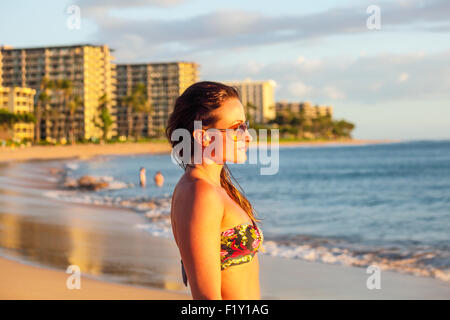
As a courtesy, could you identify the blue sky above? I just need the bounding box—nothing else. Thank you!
[1,0,449,140]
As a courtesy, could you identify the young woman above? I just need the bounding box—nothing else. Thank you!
[166,81,264,300]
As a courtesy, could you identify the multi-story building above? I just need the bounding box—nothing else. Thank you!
[0,86,36,141]
[0,50,2,87]
[116,62,199,137]
[316,105,333,117]
[276,101,333,119]
[0,44,117,142]
[223,79,276,124]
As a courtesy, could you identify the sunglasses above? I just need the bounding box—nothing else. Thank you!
[214,120,250,141]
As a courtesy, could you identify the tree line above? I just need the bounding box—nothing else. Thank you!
[246,102,355,140]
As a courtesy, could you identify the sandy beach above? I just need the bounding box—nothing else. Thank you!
[0,256,189,300]
[1,247,449,300]
[0,141,172,163]
[0,138,401,163]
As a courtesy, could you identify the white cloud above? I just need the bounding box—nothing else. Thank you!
[245,60,266,74]
[288,81,313,97]
[76,0,450,61]
[321,86,346,100]
[294,56,322,72]
[398,72,410,83]
[205,50,450,104]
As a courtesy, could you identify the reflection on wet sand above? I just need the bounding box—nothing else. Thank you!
[0,161,186,292]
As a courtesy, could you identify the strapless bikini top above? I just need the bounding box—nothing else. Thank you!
[181,220,264,286]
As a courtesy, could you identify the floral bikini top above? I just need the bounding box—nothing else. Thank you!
[180,220,264,287]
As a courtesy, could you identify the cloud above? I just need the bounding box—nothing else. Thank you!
[288,81,313,97]
[71,0,450,105]
[205,50,450,104]
[398,72,409,83]
[75,0,450,61]
[322,86,346,100]
[294,56,322,72]
[77,0,185,11]
[287,82,345,101]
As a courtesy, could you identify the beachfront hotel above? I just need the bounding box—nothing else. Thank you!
[276,101,334,119]
[223,79,276,124]
[0,44,117,142]
[116,62,199,137]
[0,86,36,141]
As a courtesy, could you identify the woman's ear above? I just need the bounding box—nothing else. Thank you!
[193,129,209,146]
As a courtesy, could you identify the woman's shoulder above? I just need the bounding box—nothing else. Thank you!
[176,177,223,204]
[172,176,225,223]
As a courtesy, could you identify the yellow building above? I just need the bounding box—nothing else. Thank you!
[276,101,333,119]
[116,62,199,137]
[316,105,333,117]
[223,79,276,124]
[0,44,117,142]
[0,86,36,141]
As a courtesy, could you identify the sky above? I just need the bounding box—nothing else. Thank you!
[0,0,449,140]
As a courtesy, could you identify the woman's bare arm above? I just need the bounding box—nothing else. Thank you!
[175,180,224,300]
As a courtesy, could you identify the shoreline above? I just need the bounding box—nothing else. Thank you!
[0,138,402,164]
[0,141,172,164]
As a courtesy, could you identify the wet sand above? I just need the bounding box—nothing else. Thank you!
[1,155,449,300]
[0,160,191,299]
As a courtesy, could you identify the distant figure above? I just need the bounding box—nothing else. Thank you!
[154,171,164,187]
[139,167,146,187]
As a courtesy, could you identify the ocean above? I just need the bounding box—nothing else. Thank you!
[44,140,450,282]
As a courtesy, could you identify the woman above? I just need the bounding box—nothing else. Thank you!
[166,81,264,300]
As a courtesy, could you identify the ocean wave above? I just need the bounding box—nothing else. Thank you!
[131,204,450,282]
[261,237,450,282]
[43,185,450,283]
[63,162,80,171]
[90,175,131,190]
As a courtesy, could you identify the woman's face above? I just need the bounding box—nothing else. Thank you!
[203,98,252,164]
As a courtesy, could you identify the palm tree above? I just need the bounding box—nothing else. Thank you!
[121,95,134,139]
[68,94,83,144]
[122,83,151,141]
[245,102,257,125]
[57,79,73,140]
[94,94,114,142]
[35,77,53,143]
[133,84,152,141]
[43,105,61,144]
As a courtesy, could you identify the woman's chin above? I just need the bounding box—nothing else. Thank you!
[227,153,247,163]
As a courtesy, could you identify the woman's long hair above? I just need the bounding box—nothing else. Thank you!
[166,81,260,224]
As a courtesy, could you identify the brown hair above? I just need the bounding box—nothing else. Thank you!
[166,81,260,224]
